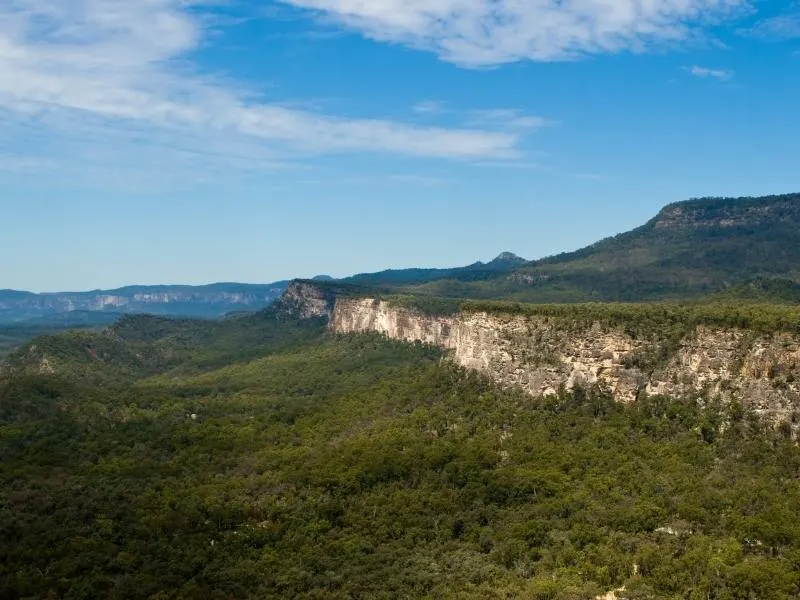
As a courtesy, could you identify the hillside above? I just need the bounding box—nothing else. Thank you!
[3,308,800,598]
[339,251,527,287]
[0,312,121,359]
[398,193,800,302]
[708,278,800,304]
[0,309,326,384]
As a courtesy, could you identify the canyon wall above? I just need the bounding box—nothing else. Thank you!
[325,294,800,423]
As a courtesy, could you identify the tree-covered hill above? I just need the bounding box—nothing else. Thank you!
[2,312,800,598]
[0,309,326,385]
[397,193,800,302]
[338,252,528,287]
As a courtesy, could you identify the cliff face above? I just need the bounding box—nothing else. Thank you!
[652,195,800,231]
[327,294,800,423]
[273,281,337,319]
[331,298,458,348]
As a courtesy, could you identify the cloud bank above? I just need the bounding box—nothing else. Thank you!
[281,0,750,66]
[3,0,789,187]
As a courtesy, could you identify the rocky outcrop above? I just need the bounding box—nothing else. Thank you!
[273,281,336,319]
[324,293,800,423]
[647,329,800,422]
[652,194,800,231]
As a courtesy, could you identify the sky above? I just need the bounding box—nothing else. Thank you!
[1,0,800,292]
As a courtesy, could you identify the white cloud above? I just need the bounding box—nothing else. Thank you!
[688,65,735,80]
[281,0,750,67]
[0,0,529,185]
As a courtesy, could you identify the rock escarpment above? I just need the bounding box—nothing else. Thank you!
[273,281,337,319]
[331,298,458,350]
[285,283,800,423]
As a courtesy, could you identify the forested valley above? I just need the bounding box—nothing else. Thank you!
[2,309,800,599]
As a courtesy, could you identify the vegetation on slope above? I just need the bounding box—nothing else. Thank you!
[339,252,527,288]
[390,193,800,303]
[710,278,800,304]
[2,315,800,599]
[0,312,121,358]
[1,309,326,385]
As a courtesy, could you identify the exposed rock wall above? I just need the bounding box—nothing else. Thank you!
[331,298,458,349]
[329,295,800,422]
[273,282,336,319]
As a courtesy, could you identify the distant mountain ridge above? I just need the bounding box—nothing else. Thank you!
[0,282,290,324]
[0,251,525,326]
[0,252,527,325]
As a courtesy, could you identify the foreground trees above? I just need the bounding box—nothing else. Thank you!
[2,325,800,599]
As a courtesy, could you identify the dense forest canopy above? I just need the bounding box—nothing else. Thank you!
[2,309,800,599]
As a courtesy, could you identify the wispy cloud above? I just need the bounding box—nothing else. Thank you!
[411,104,549,131]
[286,172,450,188]
[687,65,735,80]
[280,0,751,67]
[468,109,552,131]
[412,100,446,115]
[739,10,800,40]
[0,0,538,186]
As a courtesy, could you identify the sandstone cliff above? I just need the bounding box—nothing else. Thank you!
[272,281,337,319]
[285,283,800,423]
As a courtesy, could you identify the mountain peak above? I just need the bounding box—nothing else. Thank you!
[490,252,526,265]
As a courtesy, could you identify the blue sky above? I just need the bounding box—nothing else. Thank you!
[2,0,799,292]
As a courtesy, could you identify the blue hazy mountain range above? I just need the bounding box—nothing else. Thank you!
[0,252,528,325]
